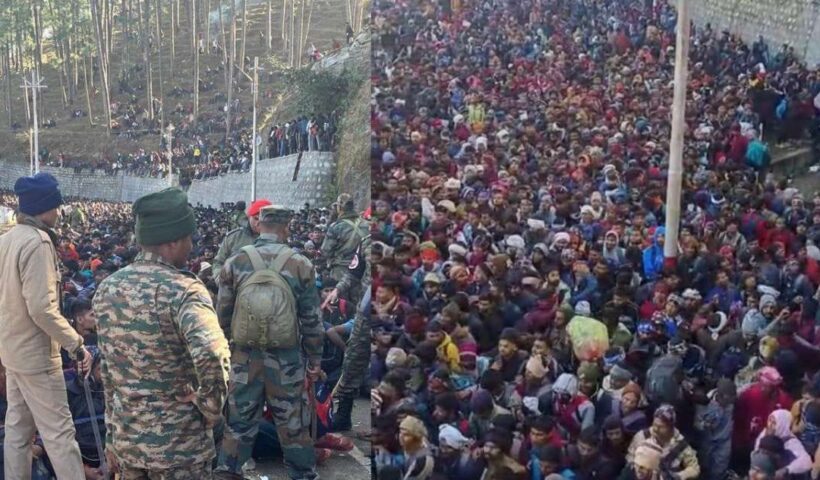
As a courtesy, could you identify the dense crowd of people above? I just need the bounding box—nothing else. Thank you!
[0,191,361,479]
[370,0,820,478]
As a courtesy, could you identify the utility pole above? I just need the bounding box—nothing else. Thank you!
[21,71,47,174]
[663,0,690,268]
[166,123,175,187]
[246,57,263,201]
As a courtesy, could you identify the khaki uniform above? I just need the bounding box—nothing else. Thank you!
[0,215,86,480]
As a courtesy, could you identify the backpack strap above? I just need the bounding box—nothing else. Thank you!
[270,246,296,272]
[242,245,267,272]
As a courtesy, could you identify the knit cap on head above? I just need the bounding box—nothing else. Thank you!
[385,347,407,369]
[133,188,196,246]
[14,173,63,216]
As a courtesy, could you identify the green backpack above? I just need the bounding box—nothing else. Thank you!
[231,245,299,349]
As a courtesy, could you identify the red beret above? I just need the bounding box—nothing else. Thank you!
[247,199,272,216]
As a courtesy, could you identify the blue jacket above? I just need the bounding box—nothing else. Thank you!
[642,227,666,281]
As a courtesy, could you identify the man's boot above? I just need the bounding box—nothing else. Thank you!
[331,396,354,432]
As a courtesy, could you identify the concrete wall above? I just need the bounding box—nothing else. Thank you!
[689,0,820,66]
[0,159,172,202]
[0,151,335,209]
[185,152,336,210]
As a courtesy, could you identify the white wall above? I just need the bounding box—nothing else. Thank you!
[689,0,820,66]
[0,151,336,209]
[185,152,336,209]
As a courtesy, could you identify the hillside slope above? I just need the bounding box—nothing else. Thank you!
[0,0,352,163]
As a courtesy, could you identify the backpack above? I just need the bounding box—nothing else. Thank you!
[645,355,683,405]
[231,245,299,349]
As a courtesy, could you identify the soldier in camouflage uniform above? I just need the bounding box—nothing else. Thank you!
[212,199,271,286]
[215,205,324,480]
[325,234,371,432]
[320,194,368,288]
[93,188,231,479]
[228,201,247,230]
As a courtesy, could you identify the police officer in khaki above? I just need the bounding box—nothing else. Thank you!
[0,173,92,479]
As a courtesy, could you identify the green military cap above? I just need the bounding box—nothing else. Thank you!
[133,188,196,245]
[258,204,293,224]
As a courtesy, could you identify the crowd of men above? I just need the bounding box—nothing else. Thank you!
[370,0,820,478]
[0,181,369,480]
[44,110,337,181]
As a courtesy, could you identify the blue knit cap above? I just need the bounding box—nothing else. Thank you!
[13,173,63,216]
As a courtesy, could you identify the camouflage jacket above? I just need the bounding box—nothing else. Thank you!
[93,251,230,469]
[336,234,371,299]
[213,225,257,285]
[320,213,369,268]
[216,233,324,364]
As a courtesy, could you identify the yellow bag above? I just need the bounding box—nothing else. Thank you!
[567,316,609,362]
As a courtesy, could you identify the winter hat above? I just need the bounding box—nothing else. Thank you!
[575,301,592,316]
[654,404,677,426]
[759,294,777,309]
[14,173,63,216]
[552,374,580,396]
[506,235,526,250]
[741,312,767,336]
[577,361,602,384]
[622,381,642,399]
[399,415,427,440]
[470,389,494,413]
[609,364,633,383]
[633,444,662,471]
[757,366,783,386]
[385,348,408,369]
[133,188,197,246]
[438,424,470,449]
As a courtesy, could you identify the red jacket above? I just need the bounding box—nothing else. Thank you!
[733,383,793,450]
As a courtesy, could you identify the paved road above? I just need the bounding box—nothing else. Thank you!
[245,398,370,480]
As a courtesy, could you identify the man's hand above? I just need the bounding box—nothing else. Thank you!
[31,444,44,458]
[105,450,120,474]
[321,288,339,310]
[84,465,103,480]
[76,346,92,378]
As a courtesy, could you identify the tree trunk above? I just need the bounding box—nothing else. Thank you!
[83,55,95,126]
[226,9,235,140]
[144,0,154,121]
[289,0,295,67]
[90,0,112,134]
[301,0,314,64]
[6,47,12,128]
[218,0,227,87]
[193,0,199,122]
[205,0,211,51]
[297,0,306,67]
[267,0,272,52]
[170,0,176,78]
[156,0,165,130]
[239,0,246,71]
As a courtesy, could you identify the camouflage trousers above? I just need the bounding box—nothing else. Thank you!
[215,347,317,480]
[119,461,212,479]
[334,287,371,400]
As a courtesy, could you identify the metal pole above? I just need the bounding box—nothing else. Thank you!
[32,71,39,174]
[251,56,258,201]
[663,0,689,266]
[167,128,174,187]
